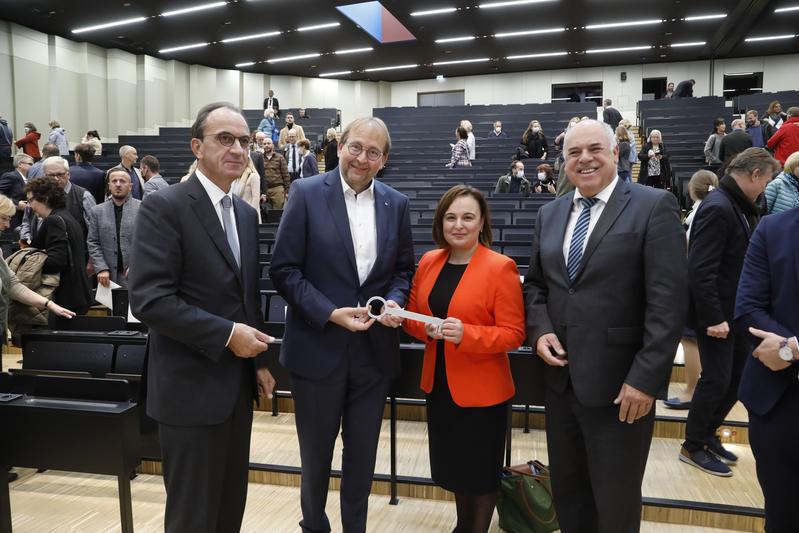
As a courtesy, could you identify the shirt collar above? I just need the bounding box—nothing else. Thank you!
[339,169,375,198]
[195,168,233,206]
[573,175,618,208]
[64,182,72,193]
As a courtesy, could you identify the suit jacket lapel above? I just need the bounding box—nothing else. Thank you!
[323,171,358,277]
[575,179,630,281]
[186,174,242,284]
[547,194,574,283]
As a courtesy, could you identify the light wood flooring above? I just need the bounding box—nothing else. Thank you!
[7,470,741,533]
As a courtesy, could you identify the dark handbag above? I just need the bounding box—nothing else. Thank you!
[496,460,559,533]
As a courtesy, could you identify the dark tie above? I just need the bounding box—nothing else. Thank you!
[292,146,298,172]
[566,197,598,281]
[220,195,240,268]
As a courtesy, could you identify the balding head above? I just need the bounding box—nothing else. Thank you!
[563,120,619,197]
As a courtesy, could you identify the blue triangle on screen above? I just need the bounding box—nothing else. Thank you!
[336,1,383,42]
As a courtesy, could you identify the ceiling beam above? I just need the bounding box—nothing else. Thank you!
[708,0,775,58]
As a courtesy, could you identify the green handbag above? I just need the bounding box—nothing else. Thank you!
[496,460,559,533]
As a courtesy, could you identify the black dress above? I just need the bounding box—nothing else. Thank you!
[426,262,508,495]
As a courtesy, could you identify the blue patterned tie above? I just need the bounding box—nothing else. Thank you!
[220,195,241,268]
[566,197,598,281]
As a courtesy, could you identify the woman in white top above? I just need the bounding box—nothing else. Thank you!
[460,120,476,161]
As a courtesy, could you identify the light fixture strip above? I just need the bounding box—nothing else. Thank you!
[585,19,662,30]
[479,0,555,9]
[410,7,458,16]
[726,72,755,76]
[432,57,490,65]
[506,51,568,59]
[775,6,799,13]
[297,22,341,32]
[161,1,227,17]
[221,31,281,43]
[434,36,476,43]
[364,64,418,72]
[670,41,706,47]
[745,34,797,42]
[334,47,374,54]
[159,42,209,53]
[494,27,564,38]
[71,16,148,34]
[267,52,321,63]
[586,45,652,54]
[684,14,727,21]
[235,62,256,67]
[319,71,353,77]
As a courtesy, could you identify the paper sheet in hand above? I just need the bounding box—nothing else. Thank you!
[95,280,121,310]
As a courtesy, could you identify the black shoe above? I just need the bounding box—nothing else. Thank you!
[707,435,738,465]
[663,397,691,410]
[7,471,18,482]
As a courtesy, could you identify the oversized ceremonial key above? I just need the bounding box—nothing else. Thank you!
[366,296,444,327]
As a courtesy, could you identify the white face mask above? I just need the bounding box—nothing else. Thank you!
[24,127,29,133]
[538,172,546,180]
[495,127,502,133]
[515,170,524,178]
[532,127,541,133]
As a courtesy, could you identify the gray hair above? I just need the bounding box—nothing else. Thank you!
[563,119,618,152]
[0,194,16,217]
[648,129,662,142]
[42,156,69,172]
[13,153,33,168]
[119,145,136,158]
[340,116,392,154]
[727,147,780,177]
[731,118,745,130]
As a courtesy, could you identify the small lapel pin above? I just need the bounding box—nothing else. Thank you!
[384,201,390,207]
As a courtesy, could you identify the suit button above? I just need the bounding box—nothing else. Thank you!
[568,288,575,295]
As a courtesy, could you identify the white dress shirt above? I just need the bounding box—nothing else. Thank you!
[196,169,240,345]
[562,175,619,263]
[340,171,377,286]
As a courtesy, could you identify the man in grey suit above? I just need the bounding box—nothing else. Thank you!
[129,102,276,533]
[87,168,140,289]
[524,120,687,533]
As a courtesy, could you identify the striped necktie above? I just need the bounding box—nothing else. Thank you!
[566,197,598,282]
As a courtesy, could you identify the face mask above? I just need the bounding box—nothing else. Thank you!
[538,172,546,180]
[495,127,502,133]
[24,127,29,133]
[515,170,524,178]
[532,127,540,133]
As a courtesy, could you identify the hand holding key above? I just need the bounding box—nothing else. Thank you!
[366,296,444,329]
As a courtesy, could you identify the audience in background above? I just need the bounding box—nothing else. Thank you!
[664,170,718,410]
[284,129,301,181]
[47,120,69,156]
[663,82,675,99]
[616,125,632,183]
[252,131,267,153]
[494,160,530,196]
[638,129,671,188]
[745,110,767,148]
[447,126,471,169]
[619,118,637,170]
[263,89,279,118]
[460,120,475,161]
[766,106,799,165]
[107,145,145,200]
[0,114,13,159]
[69,143,106,204]
[681,148,780,477]
[42,156,95,240]
[27,143,59,179]
[764,150,799,214]
[602,99,623,130]
[518,120,548,161]
[763,100,788,135]
[14,122,41,160]
[0,154,32,254]
[25,175,92,325]
[278,112,306,150]
[533,163,556,193]
[298,107,309,120]
[81,130,102,156]
[140,155,169,196]
[704,118,726,168]
[87,168,140,289]
[323,128,339,171]
[298,139,318,179]
[230,155,261,222]
[403,185,525,533]
[258,108,277,141]
[487,120,506,138]
[719,119,753,165]
[259,137,289,210]
[674,79,696,98]
[554,117,579,193]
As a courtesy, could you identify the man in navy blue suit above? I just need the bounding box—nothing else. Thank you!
[736,206,799,533]
[270,116,414,533]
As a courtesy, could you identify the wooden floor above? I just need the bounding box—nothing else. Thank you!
[7,470,740,533]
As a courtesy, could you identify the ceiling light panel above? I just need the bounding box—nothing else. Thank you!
[267,52,321,63]
[433,57,491,65]
[479,0,556,8]
[410,7,458,16]
[364,64,418,72]
[159,42,209,53]
[506,51,569,59]
[235,61,256,67]
[585,19,662,30]
[319,71,353,77]
[161,2,227,17]
[334,47,374,54]
[297,22,341,32]
[586,45,653,54]
[494,28,564,38]
[775,6,799,13]
[670,41,706,47]
[435,36,476,43]
[71,16,148,34]
[221,31,281,43]
[745,34,796,42]
[684,14,727,21]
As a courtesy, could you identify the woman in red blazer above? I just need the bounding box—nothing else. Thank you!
[403,185,526,532]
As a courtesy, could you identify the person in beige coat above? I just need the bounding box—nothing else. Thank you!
[277,112,306,150]
[231,156,261,222]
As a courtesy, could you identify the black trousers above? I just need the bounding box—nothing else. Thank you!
[749,381,799,533]
[291,334,391,533]
[545,383,655,533]
[684,329,749,450]
[158,362,253,533]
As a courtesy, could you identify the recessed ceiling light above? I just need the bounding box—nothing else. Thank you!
[363,64,418,72]
[235,61,256,67]
[775,5,799,13]
[267,52,321,63]
[410,7,457,16]
[161,2,227,17]
[435,36,476,43]
[479,0,556,9]
[432,57,491,65]
[159,42,209,53]
[72,16,148,34]
[296,22,341,32]
[745,34,797,42]
[670,41,706,47]
[221,31,281,43]
[334,47,373,54]
[319,70,353,77]
[726,72,754,76]
[506,51,569,59]
[586,45,653,54]
[684,14,727,21]
[585,19,662,30]
[494,27,564,38]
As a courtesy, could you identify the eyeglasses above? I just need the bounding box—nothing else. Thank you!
[204,132,250,150]
[346,142,383,162]
[44,171,68,179]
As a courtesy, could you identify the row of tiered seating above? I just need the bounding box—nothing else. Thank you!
[733,90,799,114]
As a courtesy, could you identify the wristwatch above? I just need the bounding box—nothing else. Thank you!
[778,339,794,362]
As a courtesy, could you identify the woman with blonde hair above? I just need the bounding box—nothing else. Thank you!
[616,125,632,183]
[764,150,799,214]
[231,156,261,222]
[638,129,671,188]
[459,120,476,161]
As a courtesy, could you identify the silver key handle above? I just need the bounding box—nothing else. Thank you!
[366,296,444,327]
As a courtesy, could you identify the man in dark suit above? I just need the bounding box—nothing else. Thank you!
[263,89,279,118]
[270,116,414,533]
[682,148,780,477]
[736,206,799,532]
[524,119,687,533]
[0,153,32,255]
[718,119,753,166]
[602,99,623,131]
[129,102,277,533]
[69,143,106,204]
[674,79,695,98]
